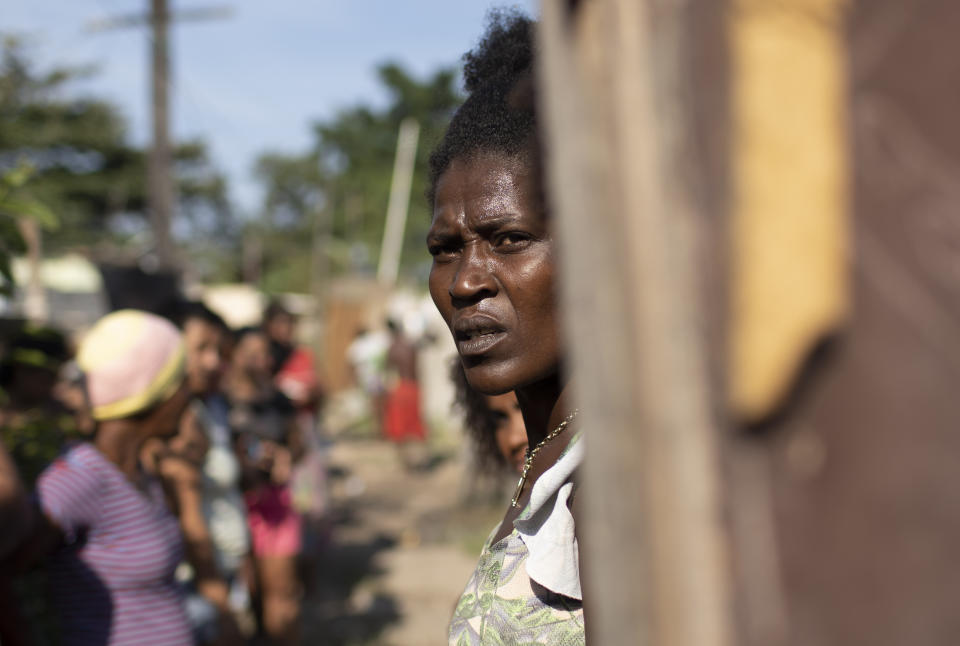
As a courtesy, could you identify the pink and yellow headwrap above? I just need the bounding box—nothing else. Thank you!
[77,309,186,421]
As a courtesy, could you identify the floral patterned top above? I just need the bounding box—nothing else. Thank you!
[448,433,585,645]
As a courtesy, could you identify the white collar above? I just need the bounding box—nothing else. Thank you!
[513,432,584,600]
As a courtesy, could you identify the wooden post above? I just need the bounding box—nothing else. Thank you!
[310,203,330,365]
[377,118,420,286]
[90,2,233,271]
[16,218,47,322]
[538,1,733,644]
[541,1,960,645]
[149,0,176,269]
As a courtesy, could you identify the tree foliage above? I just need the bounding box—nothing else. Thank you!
[0,35,231,260]
[0,162,58,295]
[253,62,461,290]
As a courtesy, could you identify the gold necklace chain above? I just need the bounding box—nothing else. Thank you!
[511,408,580,508]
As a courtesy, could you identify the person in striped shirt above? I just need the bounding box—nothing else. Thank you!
[13,310,195,646]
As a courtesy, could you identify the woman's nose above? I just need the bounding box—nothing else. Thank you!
[449,245,497,304]
[508,420,528,450]
[204,350,221,371]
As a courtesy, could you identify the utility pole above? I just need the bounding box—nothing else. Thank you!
[90,2,232,271]
[308,204,330,369]
[377,118,420,286]
[149,0,175,269]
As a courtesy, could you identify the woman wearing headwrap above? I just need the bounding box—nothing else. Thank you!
[7,310,195,646]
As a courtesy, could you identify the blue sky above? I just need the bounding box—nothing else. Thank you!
[5,1,538,213]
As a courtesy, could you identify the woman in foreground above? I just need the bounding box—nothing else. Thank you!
[427,11,585,646]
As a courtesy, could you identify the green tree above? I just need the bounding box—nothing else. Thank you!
[253,62,461,291]
[0,162,58,295]
[0,35,231,261]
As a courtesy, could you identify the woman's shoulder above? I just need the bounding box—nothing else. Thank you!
[37,443,109,534]
[39,443,103,488]
[46,442,104,476]
[483,520,516,553]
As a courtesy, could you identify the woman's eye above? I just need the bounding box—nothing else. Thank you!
[494,232,531,250]
[428,244,458,261]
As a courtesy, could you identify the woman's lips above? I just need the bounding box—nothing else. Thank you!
[452,316,507,357]
[455,330,507,357]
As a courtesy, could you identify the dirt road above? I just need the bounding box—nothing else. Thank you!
[302,438,505,646]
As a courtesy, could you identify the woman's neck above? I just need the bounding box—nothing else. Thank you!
[516,373,573,447]
[94,420,146,481]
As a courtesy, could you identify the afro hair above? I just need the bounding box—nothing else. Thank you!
[427,9,540,207]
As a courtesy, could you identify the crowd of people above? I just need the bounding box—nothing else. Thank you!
[0,293,537,646]
[2,7,587,646]
[0,300,325,646]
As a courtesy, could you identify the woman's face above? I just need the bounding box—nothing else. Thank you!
[140,380,192,439]
[486,392,528,474]
[234,332,273,378]
[168,408,210,466]
[183,318,225,395]
[428,151,560,395]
